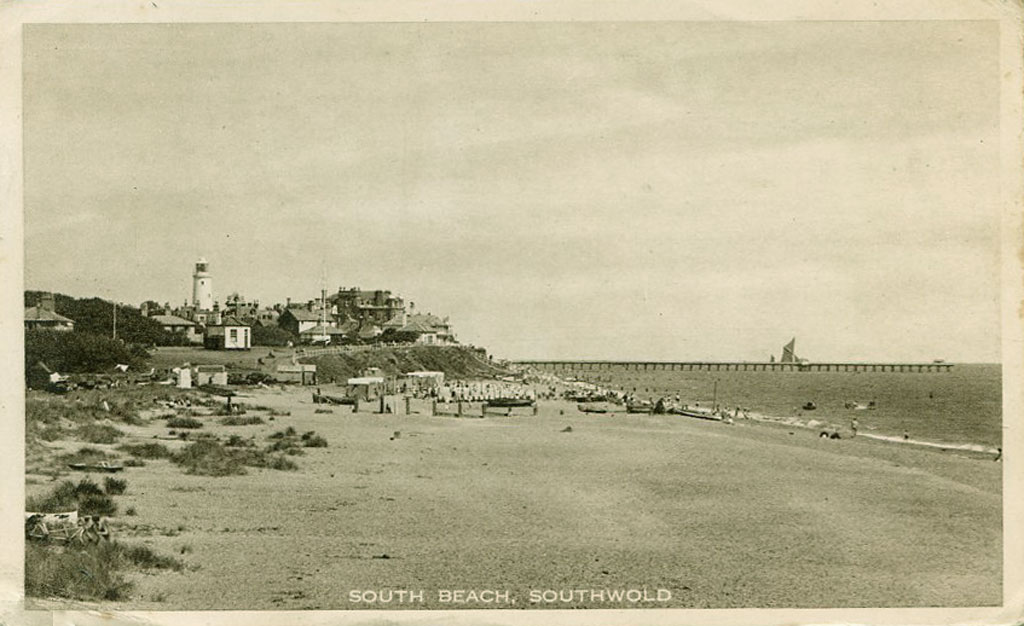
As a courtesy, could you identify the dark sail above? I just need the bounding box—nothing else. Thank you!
[781,338,796,363]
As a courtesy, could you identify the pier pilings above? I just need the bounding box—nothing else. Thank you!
[514,361,952,373]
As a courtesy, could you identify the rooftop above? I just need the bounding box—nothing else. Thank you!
[24,306,74,324]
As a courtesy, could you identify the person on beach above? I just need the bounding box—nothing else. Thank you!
[850,418,859,437]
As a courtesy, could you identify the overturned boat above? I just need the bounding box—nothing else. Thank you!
[485,398,535,408]
[577,402,613,414]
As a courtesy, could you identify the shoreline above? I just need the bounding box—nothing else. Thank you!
[525,369,1001,458]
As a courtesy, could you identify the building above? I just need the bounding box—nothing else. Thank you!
[224,293,260,322]
[24,293,75,332]
[254,307,281,327]
[203,316,252,350]
[329,287,405,327]
[278,307,323,337]
[298,324,347,345]
[173,258,223,326]
[150,314,202,344]
[276,363,317,385]
[400,310,456,345]
[193,257,214,311]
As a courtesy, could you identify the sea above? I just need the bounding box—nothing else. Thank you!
[563,363,1002,450]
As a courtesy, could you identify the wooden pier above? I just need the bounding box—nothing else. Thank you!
[513,360,953,373]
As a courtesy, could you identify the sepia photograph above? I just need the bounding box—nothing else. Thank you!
[2,2,1022,625]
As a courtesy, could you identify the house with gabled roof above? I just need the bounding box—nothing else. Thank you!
[203,316,252,350]
[24,293,75,332]
[278,307,322,337]
[151,314,202,344]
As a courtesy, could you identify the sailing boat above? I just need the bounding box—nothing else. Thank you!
[781,337,797,363]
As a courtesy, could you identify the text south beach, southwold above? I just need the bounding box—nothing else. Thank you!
[347,588,674,605]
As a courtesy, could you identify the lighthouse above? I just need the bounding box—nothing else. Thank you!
[192,257,214,311]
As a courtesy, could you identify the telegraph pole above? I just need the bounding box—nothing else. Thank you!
[113,302,118,340]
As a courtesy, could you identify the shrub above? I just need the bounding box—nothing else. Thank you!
[39,426,64,441]
[166,416,202,429]
[219,415,263,426]
[251,324,295,347]
[266,455,298,471]
[171,439,300,476]
[172,440,246,476]
[301,431,328,448]
[117,442,172,459]
[123,458,145,467]
[268,427,297,440]
[56,447,118,466]
[224,435,254,448]
[120,543,184,571]
[26,479,117,517]
[125,506,137,516]
[74,423,125,444]
[24,329,148,379]
[77,493,118,517]
[25,540,184,601]
[265,439,304,455]
[25,541,132,601]
[103,477,128,495]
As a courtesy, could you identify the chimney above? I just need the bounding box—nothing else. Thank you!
[39,293,55,312]
[286,297,291,308]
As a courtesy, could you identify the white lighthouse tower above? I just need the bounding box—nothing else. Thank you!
[192,257,214,311]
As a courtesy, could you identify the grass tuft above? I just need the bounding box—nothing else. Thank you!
[26,540,184,602]
[166,416,203,429]
[117,442,172,459]
[73,423,125,444]
[26,479,119,517]
[103,477,128,495]
[219,415,264,426]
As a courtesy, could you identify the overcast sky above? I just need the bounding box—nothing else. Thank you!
[23,21,1001,362]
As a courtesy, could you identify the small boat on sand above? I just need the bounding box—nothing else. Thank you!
[485,398,535,408]
[313,392,353,405]
[626,402,653,414]
[578,402,612,414]
[67,462,124,473]
[672,406,722,421]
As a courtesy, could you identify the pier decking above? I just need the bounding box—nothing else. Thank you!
[514,361,953,373]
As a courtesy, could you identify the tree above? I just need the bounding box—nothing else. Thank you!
[251,324,296,347]
[25,330,149,376]
[24,291,178,346]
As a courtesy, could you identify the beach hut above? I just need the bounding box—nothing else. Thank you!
[347,376,386,401]
[276,363,317,385]
[194,364,228,386]
[405,371,445,393]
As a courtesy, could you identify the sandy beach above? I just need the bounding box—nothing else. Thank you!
[25,384,1001,610]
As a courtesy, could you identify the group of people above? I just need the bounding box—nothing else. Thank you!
[434,380,538,403]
